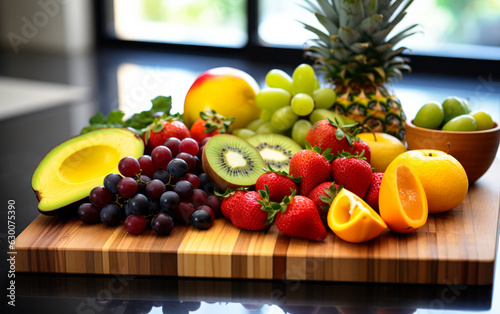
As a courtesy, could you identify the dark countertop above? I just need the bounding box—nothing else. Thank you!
[1,48,499,314]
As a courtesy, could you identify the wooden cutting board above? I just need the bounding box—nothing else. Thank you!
[15,159,500,285]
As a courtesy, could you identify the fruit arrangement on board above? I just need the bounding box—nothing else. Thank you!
[414,96,496,131]
[30,0,495,244]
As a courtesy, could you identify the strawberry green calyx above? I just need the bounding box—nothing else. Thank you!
[263,165,301,184]
[304,142,335,162]
[215,187,248,198]
[318,183,344,212]
[261,187,297,225]
[199,109,235,134]
[334,150,367,161]
[142,113,184,144]
[328,118,363,147]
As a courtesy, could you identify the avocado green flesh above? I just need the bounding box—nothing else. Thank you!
[31,128,144,213]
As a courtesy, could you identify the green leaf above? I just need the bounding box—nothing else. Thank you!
[89,112,105,125]
[338,27,361,46]
[151,95,172,113]
[305,141,313,151]
[359,14,383,35]
[317,0,339,25]
[315,12,339,35]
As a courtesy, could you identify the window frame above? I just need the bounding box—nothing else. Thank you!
[93,0,499,78]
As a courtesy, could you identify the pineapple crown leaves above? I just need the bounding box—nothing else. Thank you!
[301,0,420,85]
[319,182,344,212]
[263,166,301,184]
[199,109,235,134]
[328,118,362,146]
[304,142,335,162]
[260,187,297,225]
[214,187,248,198]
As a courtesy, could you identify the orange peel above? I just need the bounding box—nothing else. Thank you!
[327,188,387,243]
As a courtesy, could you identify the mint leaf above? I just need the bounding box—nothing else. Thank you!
[151,96,172,113]
[80,95,175,135]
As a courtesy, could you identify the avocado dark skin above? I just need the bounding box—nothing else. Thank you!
[34,188,87,217]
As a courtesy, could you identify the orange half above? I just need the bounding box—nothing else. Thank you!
[379,163,428,233]
[327,189,387,243]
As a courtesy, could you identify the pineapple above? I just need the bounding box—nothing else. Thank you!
[301,0,419,140]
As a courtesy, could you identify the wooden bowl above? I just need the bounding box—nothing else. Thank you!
[405,120,500,184]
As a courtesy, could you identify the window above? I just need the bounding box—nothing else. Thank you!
[257,0,500,60]
[112,0,247,48]
[105,0,500,60]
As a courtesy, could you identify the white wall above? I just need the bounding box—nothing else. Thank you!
[0,0,94,55]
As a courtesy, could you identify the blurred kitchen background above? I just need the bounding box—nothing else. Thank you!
[1,0,499,132]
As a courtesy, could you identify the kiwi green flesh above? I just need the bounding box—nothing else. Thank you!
[202,134,266,191]
[247,134,301,172]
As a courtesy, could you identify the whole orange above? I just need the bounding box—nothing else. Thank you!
[183,67,261,129]
[387,150,468,213]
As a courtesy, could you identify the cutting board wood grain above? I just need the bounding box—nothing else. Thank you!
[15,159,500,285]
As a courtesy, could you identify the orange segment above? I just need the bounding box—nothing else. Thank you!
[379,163,428,233]
[327,189,387,243]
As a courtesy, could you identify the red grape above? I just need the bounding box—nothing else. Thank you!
[200,137,211,147]
[146,179,167,199]
[179,138,199,156]
[138,155,157,178]
[124,214,147,235]
[117,177,138,198]
[206,195,222,217]
[151,145,172,169]
[177,202,196,224]
[192,189,208,208]
[163,137,181,157]
[179,173,200,189]
[89,186,113,207]
[118,156,141,177]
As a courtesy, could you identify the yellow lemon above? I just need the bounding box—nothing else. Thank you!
[357,132,407,172]
[327,189,387,243]
[379,162,428,233]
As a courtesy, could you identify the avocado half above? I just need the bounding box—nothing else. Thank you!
[31,128,144,215]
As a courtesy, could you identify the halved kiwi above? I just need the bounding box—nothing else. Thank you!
[246,134,302,173]
[202,134,266,191]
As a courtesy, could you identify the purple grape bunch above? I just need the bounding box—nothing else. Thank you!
[77,136,222,235]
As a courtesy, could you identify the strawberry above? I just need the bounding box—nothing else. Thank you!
[255,167,300,202]
[305,118,363,156]
[264,190,327,241]
[351,139,371,164]
[331,152,373,199]
[216,188,248,220]
[230,191,269,231]
[306,182,343,223]
[365,172,384,212]
[142,119,190,153]
[288,143,333,196]
[190,110,235,144]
